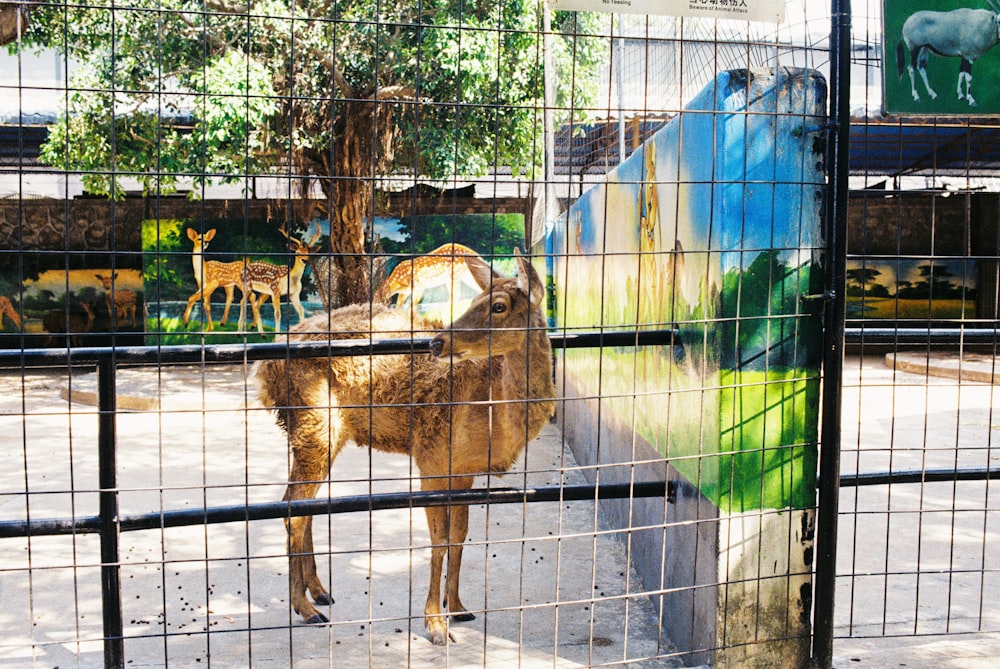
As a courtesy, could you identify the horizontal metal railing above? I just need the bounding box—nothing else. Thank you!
[842,326,1000,486]
[845,326,1000,346]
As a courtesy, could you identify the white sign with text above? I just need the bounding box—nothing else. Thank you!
[547,0,785,24]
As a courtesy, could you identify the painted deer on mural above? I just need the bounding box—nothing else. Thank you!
[638,141,665,318]
[375,243,482,325]
[95,273,138,327]
[239,223,322,333]
[0,296,21,331]
[375,243,480,306]
[255,249,555,645]
[182,228,250,331]
[42,300,96,347]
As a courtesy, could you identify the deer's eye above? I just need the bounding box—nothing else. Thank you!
[492,302,507,314]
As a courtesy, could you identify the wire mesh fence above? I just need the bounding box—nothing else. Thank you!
[0,1,848,667]
[836,0,1000,665]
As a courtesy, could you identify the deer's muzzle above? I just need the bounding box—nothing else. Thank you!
[429,335,446,358]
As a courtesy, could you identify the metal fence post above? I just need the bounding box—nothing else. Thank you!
[813,0,852,666]
[98,355,124,668]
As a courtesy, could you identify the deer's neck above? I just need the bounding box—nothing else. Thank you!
[469,328,553,474]
[192,246,206,284]
[486,326,554,444]
[290,256,308,279]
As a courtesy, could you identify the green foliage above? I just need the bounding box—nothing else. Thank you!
[719,251,823,371]
[381,213,523,254]
[23,0,606,197]
[145,316,275,345]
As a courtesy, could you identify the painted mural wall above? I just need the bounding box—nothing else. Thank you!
[547,67,826,514]
[540,67,827,664]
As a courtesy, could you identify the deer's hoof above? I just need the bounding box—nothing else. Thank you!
[304,612,329,624]
[451,612,476,622]
[429,629,456,646]
[313,592,334,606]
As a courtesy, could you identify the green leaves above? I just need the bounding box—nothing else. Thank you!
[24,0,605,196]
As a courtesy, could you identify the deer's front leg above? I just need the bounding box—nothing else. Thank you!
[268,291,282,329]
[421,476,474,645]
[423,503,452,645]
[182,288,204,326]
[444,488,474,622]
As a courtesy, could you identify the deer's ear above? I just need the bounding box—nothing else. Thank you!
[465,254,500,292]
[186,228,198,241]
[514,249,545,308]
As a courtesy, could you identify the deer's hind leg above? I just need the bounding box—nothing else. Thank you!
[219,285,235,325]
[282,411,344,624]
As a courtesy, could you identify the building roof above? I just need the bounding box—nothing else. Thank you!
[849,116,1000,177]
[6,115,1000,185]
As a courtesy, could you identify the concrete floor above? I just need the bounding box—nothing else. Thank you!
[1,356,999,667]
[0,364,679,668]
[833,355,1000,668]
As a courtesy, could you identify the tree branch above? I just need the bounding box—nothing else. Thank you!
[203,0,249,14]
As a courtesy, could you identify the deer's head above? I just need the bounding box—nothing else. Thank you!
[429,249,545,361]
[186,228,217,251]
[279,223,324,258]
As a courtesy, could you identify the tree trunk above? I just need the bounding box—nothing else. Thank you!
[312,87,410,309]
[324,98,373,307]
[0,3,30,47]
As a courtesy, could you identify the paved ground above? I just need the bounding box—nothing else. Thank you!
[833,354,1000,668]
[0,364,679,668]
[2,355,1000,667]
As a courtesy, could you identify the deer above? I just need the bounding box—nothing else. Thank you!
[182,228,250,331]
[239,224,322,333]
[42,300,96,347]
[255,249,555,646]
[0,295,21,331]
[375,243,481,310]
[95,273,138,327]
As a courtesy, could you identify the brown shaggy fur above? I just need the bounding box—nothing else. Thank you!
[255,251,555,645]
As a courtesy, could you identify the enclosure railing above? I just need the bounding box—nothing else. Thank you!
[0,328,677,668]
[840,325,1000,489]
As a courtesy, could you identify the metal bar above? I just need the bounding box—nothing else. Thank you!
[14,464,1000,542]
[0,328,679,369]
[840,467,1000,487]
[845,327,1000,345]
[813,0,852,665]
[0,481,673,539]
[97,357,124,669]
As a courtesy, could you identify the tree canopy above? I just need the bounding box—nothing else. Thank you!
[12,0,605,303]
[14,0,603,194]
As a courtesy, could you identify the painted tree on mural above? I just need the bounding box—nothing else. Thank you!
[897,262,965,300]
[10,0,604,305]
[846,266,883,297]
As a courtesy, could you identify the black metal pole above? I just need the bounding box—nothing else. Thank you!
[98,356,124,668]
[813,1,851,667]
